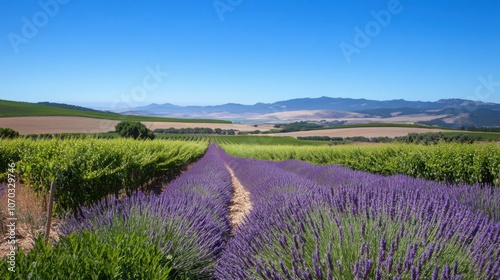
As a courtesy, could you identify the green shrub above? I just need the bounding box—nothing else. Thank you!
[0,211,173,279]
[0,128,19,139]
[115,121,155,140]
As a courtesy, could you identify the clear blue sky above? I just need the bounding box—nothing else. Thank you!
[1,0,499,109]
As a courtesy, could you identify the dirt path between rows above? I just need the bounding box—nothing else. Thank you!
[225,165,252,232]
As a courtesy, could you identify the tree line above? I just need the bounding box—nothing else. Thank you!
[154,127,238,135]
[298,132,481,145]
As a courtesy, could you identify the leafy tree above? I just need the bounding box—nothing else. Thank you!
[115,121,155,140]
[0,127,19,139]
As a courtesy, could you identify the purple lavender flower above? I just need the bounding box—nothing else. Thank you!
[215,148,500,279]
[61,144,233,278]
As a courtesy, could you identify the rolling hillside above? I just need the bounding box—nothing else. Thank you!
[0,99,230,123]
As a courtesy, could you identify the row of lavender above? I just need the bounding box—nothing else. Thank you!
[274,159,500,223]
[1,144,233,279]
[216,148,500,279]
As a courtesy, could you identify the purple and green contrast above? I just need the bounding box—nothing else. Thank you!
[216,150,500,279]
[1,144,499,279]
[1,144,232,279]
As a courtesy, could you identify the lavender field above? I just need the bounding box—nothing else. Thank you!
[217,149,500,279]
[2,144,500,279]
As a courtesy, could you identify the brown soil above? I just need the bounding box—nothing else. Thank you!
[0,116,275,135]
[0,116,450,138]
[225,165,252,232]
[0,183,60,258]
[0,221,60,258]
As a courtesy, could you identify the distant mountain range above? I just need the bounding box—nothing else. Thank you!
[121,97,500,127]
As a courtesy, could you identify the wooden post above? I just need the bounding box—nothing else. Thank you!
[45,181,56,245]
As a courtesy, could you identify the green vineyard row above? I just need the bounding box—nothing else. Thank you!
[220,143,500,186]
[0,138,208,213]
